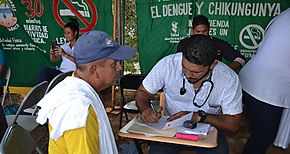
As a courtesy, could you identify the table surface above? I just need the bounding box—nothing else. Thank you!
[118,116,218,148]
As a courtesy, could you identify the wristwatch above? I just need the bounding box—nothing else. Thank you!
[198,110,207,123]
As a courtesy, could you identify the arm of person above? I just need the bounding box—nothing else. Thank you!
[135,84,162,122]
[228,61,243,71]
[136,55,170,122]
[50,46,75,63]
[57,46,76,63]
[192,112,242,133]
[167,110,241,133]
[63,106,99,154]
[201,70,242,133]
[214,37,245,71]
[60,49,75,62]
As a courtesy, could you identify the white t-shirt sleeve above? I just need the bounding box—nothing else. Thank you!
[143,57,167,94]
[220,75,243,115]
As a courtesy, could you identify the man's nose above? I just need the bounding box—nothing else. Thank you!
[184,71,194,79]
[116,61,122,71]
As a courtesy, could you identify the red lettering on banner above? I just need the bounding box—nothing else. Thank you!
[21,0,44,18]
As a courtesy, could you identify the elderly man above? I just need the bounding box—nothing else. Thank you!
[136,35,242,154]
[37,30,136,154]
[177,15,245,71]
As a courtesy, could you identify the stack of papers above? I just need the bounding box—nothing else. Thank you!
[127,121,176,137]
[135,113,192,130]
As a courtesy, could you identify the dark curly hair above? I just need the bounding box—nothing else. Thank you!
[192,15,210,28]
[64,18,80,38]
[183,34,217,66]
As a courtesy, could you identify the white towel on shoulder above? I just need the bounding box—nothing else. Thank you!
[36,76,118,154]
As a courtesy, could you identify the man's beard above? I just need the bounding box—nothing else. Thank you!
[188,78,201,84]
[187,68,211,84]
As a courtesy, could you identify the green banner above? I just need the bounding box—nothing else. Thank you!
[0,0,113,86]
[136,0,290,74]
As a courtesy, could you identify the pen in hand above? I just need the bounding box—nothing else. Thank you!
[141,103,163,122]
[151,103,163,116]
[151,103,162,122]
[150,103,156,114]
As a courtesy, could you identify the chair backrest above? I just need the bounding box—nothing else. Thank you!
[120,73,144,90]
[120,74,144,90]
[12,81,48,124]
[120,74,145,104]
[1,67,12,106]
[0,124,43,154]
[44,71,73,95]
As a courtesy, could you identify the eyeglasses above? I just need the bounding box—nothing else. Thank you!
[192,72,214,108]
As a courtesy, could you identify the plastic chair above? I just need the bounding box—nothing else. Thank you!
[119,74,145,129]
[24,71,73,115]
[1,67,12,106]
[0,124,43,154]
[25,71,73,117]
[44,71,73,95]
[5,81,48,132]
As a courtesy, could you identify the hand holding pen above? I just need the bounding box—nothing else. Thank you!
[140,103,163,123]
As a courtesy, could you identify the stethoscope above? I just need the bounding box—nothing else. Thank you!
[180,71,214,108]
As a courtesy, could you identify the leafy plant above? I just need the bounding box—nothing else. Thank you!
[123,0,139,73]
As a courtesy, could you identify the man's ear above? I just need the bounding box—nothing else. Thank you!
[210,60,218,70]
[74,31,78,37]
[88,64,99,78]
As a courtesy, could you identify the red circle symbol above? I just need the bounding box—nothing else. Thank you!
[53,0,97,33]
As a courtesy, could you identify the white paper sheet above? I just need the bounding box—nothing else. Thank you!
[135,112,193,130]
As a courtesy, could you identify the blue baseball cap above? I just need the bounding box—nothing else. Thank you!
[74,30,136,64]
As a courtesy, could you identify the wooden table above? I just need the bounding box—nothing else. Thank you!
[118,116,218,153]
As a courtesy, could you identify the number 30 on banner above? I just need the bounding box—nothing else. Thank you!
[21,0,44,18]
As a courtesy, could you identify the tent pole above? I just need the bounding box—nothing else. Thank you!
[108,0,125,114]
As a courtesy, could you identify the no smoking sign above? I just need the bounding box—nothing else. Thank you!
[239,24,264,50]
[53,0,97,33]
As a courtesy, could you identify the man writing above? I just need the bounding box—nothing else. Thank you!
[136,35,242,154]
[177,15,245,71]
[37,30,136,154]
